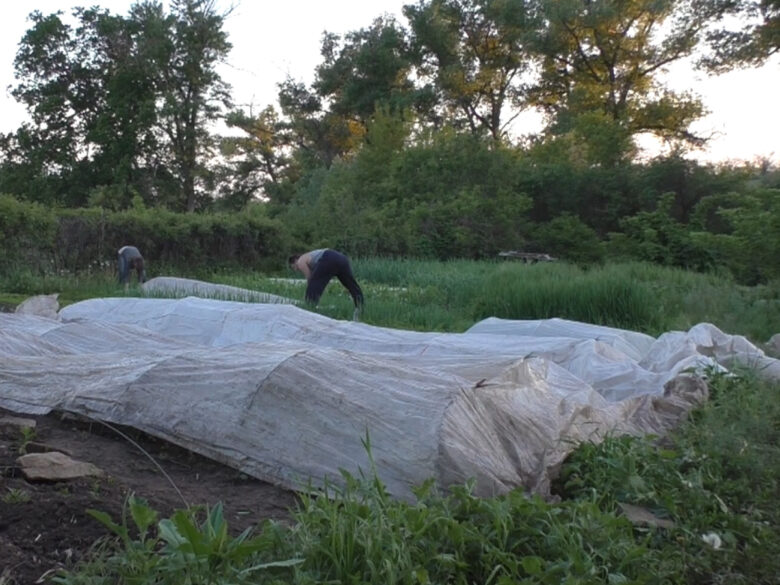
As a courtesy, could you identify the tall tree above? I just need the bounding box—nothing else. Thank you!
[1,1,231,211]
[5,10,104,205]
[277,77,366,169]
[150,0,232,211]
[404,0,540,141]
[532,0,709,162]
[219,105,292,208]
[314,17,419,124]
[80,6,162,203]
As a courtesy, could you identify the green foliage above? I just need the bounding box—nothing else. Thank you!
[245,257,777,340]
[699,0,780,71]
[555,370,780,585]
[54,494,301,584]
[694,188,780,284]
[2,488,32,504]
[2,1,231,211]
[404,0,538,141]
[470,262,663,331]
[314,18,417,123]
[530,214,605,265]
[0,200,290,277]
[282,129,533,259]
[534,0,707,151]
[16,426,37,455]
[0,194,57,273]
[608,193,716,271]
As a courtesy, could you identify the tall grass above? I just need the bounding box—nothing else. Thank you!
[223,258,777,340]
[2,259,778,342]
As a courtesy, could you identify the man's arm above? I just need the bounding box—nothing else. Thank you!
[295,254,312,280]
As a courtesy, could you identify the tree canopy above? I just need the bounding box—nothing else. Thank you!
[0,0,776,283]
[2,0,231,211]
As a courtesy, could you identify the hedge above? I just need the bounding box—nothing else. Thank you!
[0,195,291,275]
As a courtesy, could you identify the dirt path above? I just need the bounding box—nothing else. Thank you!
[0,408,298,584]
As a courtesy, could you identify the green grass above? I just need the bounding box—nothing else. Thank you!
[192,259,780,340]
[2,258,778,342]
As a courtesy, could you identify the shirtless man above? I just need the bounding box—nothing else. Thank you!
[289,249,363,319]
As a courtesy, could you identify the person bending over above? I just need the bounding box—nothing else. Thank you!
[289,249,363,318]
[117,245,147,287]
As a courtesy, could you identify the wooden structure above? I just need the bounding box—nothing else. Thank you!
[498,251,557,263]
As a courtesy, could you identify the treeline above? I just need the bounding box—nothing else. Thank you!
[271,133,780,284]
[2,152,777,285]
[0,0,777,283]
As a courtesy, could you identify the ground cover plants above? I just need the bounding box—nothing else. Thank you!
[2,258,778,583]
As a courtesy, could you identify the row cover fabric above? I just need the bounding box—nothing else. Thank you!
[141,276,296,304]
[1,290,777,499]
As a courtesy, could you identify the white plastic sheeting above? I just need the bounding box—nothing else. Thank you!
[141,276,296,304]
[1,294,777,499]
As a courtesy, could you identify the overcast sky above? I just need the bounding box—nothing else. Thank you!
[2,1,778,164]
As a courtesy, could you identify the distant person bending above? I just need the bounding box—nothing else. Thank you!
[289,249,364,319]
[117,245,147,288]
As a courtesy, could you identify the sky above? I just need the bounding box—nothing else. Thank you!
[1,1,778,165]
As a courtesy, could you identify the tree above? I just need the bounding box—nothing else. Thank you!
[277,77,366,169]
[150,0,232,211]
[218,105,291,209]
[404,0,540,141]
[5,10,107,206]
[532,0,710,161]
[1,0,231,211]
[700,0,779,71]
[275,18,417,172]
[5,6,170,208]
[314,17,419,123]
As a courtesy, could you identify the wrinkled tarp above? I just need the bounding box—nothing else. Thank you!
[1,293,777,499]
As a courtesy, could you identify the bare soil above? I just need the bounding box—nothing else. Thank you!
[0,408,298,584]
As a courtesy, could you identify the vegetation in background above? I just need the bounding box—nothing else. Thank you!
[3,0,231,211]
[0,1,777,288]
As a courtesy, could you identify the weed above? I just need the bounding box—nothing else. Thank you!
[53,494,302,584]
[2,488,31,504]
[16,426,37,455]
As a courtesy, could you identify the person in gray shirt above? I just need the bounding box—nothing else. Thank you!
[289,249,363,319]
[117,245,147,286]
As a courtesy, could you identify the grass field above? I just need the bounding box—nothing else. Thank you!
[3,258,777,344]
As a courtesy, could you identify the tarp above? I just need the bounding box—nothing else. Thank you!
[1,290,777,499]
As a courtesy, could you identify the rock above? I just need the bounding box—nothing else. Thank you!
[14,293,60,319]
[618,502,675,530]
[16,452,103,481]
